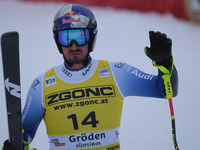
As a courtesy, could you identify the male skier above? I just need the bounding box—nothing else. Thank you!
[3,3,178,150]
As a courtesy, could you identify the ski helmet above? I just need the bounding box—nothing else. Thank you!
[53,4,97,54]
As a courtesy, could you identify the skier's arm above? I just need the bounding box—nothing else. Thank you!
[110,62,165,98]
[110,31,178,98]
[145,31,178,98]
[22,75,45,143]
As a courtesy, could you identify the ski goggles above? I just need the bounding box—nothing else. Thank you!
[58,29,90,47]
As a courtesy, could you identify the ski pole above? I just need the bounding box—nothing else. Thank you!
[168,98,179,150]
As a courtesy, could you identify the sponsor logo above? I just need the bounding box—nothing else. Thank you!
[62,11,81,24]
[82,62,92,75]
[31,78,40,89]
[55,143,65,147]
[99,67,110,78]
[62,67,72,77]
[51,139,65,147]
[45,85,115,106]
[114,62,125,69]
[53,98,109,110]
[131,69,154,80]
[63,11,80,17]
[115,131,119,138]
[51,139,59,143]
[22,95,32,122]
[45,76,56,87]
[107,144,120,150]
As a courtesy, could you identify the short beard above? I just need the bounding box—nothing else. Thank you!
[64,49,89,67]
[67,56,86,64]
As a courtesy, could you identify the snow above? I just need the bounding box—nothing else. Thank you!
[0,0,200,150]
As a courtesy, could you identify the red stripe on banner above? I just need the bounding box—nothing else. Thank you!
[20,0,188,20]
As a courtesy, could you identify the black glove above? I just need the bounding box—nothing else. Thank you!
[2,139,31,150]
[2,140,13,150]
[145,31,172,68]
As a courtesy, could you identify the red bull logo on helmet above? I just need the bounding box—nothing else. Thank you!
[62,11,81,24]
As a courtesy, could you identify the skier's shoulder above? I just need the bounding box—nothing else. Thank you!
[108,60,136,72]
[30,65,57,90]
[97,59,130,69]
[36,64,62,80]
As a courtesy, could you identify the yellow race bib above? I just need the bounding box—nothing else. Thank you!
[43,60,123,150]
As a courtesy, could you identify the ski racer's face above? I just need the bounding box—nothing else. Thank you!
[62,42,89,67]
